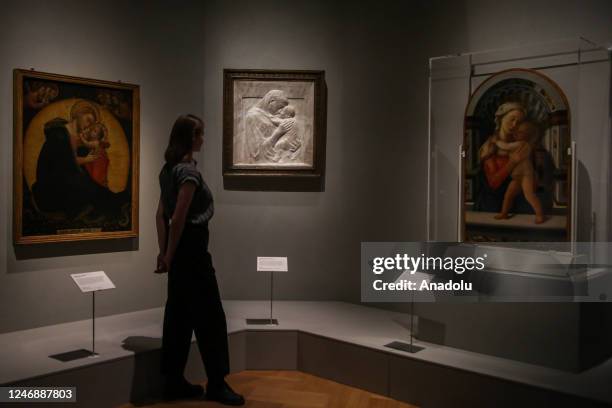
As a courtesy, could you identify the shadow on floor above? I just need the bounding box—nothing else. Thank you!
[121,336,165,406]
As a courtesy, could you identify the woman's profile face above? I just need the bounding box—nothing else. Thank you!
[268,98,288,114]
[192,124,204,152]
[500,109,524,135]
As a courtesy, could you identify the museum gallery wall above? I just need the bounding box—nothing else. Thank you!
[0,1,206,334]
[1,0,611,349]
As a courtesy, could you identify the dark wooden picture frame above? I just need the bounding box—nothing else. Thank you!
[223,69,327,191]
[13,69,140,245]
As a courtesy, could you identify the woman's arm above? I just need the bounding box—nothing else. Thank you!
[266,124,289,146]
[269,116,283,125]
[261,125,290,160]
[162,181,196,272]
[154,195,168,273]
[75,150,100,165]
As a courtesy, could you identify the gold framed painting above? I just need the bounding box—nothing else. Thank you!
[13,69,140,244]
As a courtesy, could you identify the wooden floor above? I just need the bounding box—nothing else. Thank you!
[118,370,417,408]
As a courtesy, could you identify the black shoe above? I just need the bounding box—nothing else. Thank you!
[206,380,245,406]
[162,377,204,401]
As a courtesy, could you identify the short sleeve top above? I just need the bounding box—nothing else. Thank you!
[158,159,214,226]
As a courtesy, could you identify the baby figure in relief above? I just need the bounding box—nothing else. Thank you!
[269,105,301,162]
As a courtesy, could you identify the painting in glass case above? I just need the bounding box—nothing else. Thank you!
[463,68,570,242]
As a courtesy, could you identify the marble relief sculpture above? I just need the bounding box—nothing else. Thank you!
[223,70,326,191]
[245,90,305,165]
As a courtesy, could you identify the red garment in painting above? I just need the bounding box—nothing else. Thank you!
[84,150,110,187]
[482,154,511,190]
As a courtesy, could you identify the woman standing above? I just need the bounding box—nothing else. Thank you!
[155,114,244,405]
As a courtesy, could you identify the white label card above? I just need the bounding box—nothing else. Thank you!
[71,271,115,293]
[257,257,288,272]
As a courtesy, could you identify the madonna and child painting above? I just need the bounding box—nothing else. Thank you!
[463,69,570,242]
[13,69,139,244]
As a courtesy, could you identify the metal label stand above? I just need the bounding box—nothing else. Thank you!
[49,271,113,362]
[89,291,99,357]
[384,290,425,353]
[48,290,100,362]
[246,271,279,325]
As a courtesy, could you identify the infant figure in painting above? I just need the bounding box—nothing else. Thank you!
[78,122,111,188]
[269,105,301,163]
[492,121,545,224]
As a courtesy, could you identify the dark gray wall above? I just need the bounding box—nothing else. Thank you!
[0,0,205,334]
[201,0,612,370]
[202,0,430,301]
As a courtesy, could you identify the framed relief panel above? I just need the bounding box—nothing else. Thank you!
[223,69,327,191]
[13,69,140,244]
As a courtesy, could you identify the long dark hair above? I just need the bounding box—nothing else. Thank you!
[164,114,203,165]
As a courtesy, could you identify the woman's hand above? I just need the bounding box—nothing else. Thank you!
[84,150,101,163]
[154,252,169,274]
[479,139,495,161]
[261,137,276,153]
[288,139,301,152]
[76,150,100,165]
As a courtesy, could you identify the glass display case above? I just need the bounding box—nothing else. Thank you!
[427,38,612,300]
[428,38,610,245]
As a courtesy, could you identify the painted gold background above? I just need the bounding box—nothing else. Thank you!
[23,98,130,194]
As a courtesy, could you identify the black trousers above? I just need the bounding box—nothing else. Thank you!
[161,223,230,383]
